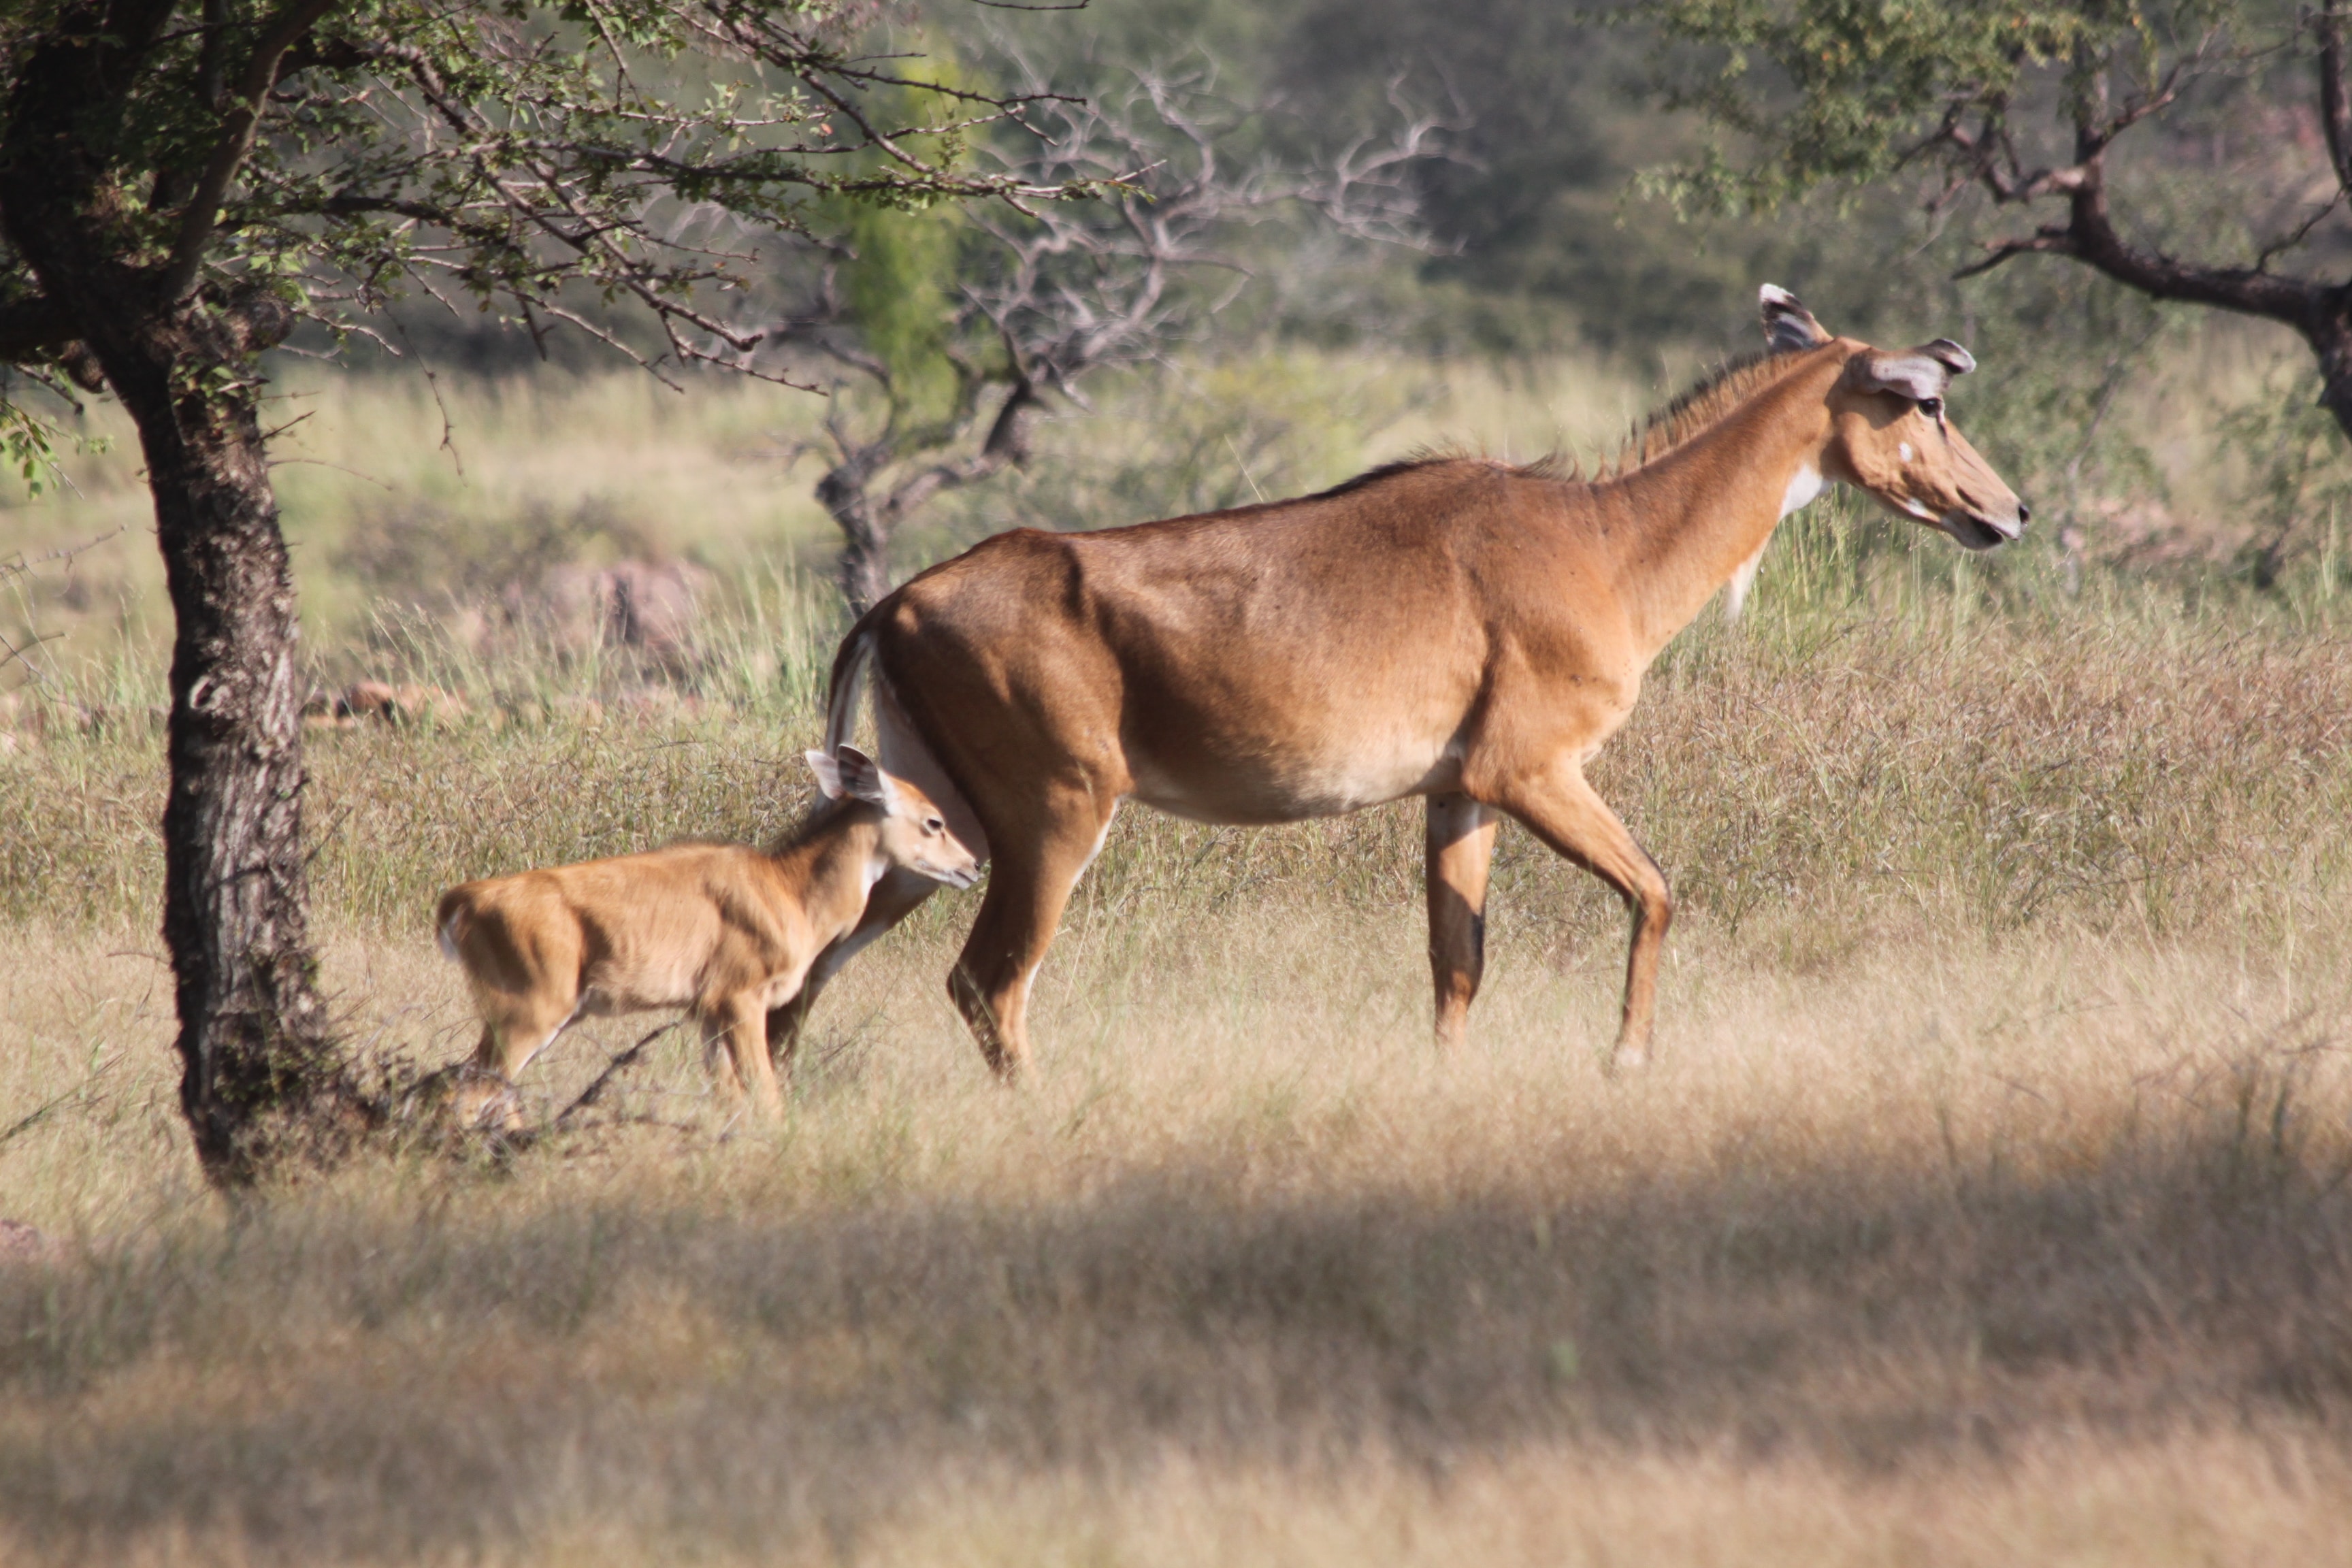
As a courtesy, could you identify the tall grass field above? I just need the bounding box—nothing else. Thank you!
[5,340,2352,1563]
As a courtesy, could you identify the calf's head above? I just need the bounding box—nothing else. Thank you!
[806,745,982,889]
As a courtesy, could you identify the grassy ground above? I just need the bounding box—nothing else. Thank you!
[5,870,2351,1563]
[5,341,2352,1562]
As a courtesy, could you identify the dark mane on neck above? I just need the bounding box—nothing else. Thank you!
[1303,353,1826,501]
[766,794,866,857]
[1309,447,1579,501]
[1602,348,1823,479]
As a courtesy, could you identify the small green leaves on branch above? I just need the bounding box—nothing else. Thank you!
[0,1,1109,391]
[1624,0,2352,440]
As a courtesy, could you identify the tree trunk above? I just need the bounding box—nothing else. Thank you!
[818,461,896,613]
[108,307,371,1183]
[815,382,1041,613]
[1,24,370,1181]
[2312,302,2352,447]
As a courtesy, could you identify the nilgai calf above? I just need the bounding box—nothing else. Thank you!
[436,745,979,1127]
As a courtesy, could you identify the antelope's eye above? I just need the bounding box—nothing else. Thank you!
[925,816,945,834]
[1918,396,1943,421]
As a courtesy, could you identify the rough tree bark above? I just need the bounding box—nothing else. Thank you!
[0,1,370,1184]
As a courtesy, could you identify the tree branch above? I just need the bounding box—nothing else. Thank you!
[161,0,344,301]
[1952,39,2330,332]
[1959,172,2328,325]
[2322,0,2352,196]
[0,293,81,361]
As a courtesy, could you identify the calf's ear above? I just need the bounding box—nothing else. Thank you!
[832,744,899,807]
[805,749,845,799]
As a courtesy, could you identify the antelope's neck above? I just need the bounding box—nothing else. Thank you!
[1604,358,1842,659]
[773,819,887,947]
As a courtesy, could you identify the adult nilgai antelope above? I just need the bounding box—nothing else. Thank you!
[437,746,979,1126]
[784,286,2027,1075]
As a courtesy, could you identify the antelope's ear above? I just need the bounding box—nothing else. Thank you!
[1760,284,1831,353]
[1843,349,1953,403]
[1918,338,1976,376]
[805,749,845,800]
[832,743,898,807]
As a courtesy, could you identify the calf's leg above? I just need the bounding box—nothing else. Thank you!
[766,866,943,1075]
[706,996,785,1120]
[456,1001,580,1128]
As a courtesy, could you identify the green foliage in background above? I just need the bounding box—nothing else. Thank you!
[842,200,962,425]
[1632,0,2092,215]
[833,44,977,433]
[2223,370,2352,585]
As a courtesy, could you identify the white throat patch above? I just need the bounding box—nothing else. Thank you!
[1731,464,1827,622]
[1779,463,1827,519]
[1726,541,1769,621]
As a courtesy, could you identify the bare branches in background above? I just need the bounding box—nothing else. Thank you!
[1636,0,2352,440]
[796,53,1460,607]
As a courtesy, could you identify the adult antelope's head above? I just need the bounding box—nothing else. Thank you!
[806,745,983,889]
[1761,284,2029,551]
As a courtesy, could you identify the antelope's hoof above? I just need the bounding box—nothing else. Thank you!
[1603,1042,1651,1078]
[451,1069,525,1132]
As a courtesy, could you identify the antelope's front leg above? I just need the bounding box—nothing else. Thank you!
[707,997,785,1120]
[1490,764,1673,1073]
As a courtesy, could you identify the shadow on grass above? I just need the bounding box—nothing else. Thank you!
[3,1081,2350,1563]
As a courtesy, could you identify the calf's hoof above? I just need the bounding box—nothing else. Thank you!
[450,1068,525,1132]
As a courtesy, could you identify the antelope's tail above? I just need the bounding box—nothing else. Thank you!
[823,604,887,755]
[434,889,472,962]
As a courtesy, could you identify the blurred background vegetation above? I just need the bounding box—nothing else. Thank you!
[10,17,2352,1547]
[0,0,2335,717]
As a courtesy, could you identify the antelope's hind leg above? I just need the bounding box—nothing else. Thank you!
[455,1005,576,1130]
[1427,794,1500,1051]
[949,794,1113,1079]
[1491,765,1671,1072]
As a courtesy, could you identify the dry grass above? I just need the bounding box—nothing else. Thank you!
[5,338,2352,1563]
[7,583,2352,1561]
[4,902,2351,1564]
[0,347,1655,685]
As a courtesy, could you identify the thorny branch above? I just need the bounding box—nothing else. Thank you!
[1,1,1111,389]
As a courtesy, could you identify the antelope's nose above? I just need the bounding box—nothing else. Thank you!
[2017,500,2032,526]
